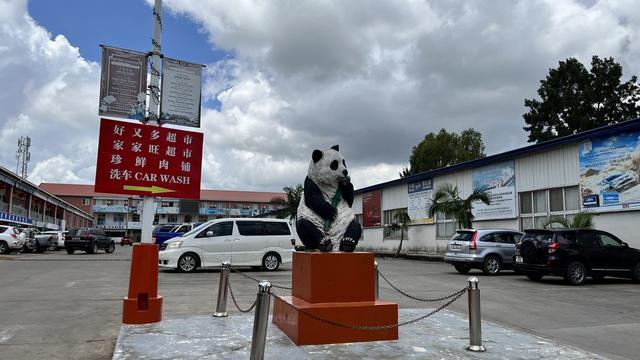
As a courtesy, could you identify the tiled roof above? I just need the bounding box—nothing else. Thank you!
[38,183,285,203]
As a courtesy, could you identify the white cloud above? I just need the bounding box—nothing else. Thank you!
[3,0,640,193]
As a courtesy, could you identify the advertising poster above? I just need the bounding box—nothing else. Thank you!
[471,161,516,220]
[407,179,433,224]
[362,189,382,228]
[95,118,203,199]
[99,46,147,120]
[579,130,640,211]
[160,57,203,128]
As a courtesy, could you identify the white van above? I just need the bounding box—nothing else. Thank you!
[158,218,295,272]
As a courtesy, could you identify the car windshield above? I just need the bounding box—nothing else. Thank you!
[181,222,212,237]
[522,231,553,244]
[452,231,474,241]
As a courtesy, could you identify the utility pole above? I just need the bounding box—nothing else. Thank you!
[16,136,31,179]
[140,0,163,244]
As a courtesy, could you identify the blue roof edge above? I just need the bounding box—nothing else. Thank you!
[355,117,640,194]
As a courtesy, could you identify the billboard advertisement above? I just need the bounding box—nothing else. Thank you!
[579,131,640,212]
[471,161,516,220]
[160,57,203,128]
[407,179,434,224]
[95,118,203,199]
[99,46,147,120]
[362,189,382,228]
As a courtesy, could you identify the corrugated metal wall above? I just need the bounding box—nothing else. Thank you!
[382,184,408,210]
[516,144,580,192]
[434,168,472,196]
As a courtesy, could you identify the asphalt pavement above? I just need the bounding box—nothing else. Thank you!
[0,247,639,359]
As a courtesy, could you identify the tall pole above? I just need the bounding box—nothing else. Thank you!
[141,0,163,244]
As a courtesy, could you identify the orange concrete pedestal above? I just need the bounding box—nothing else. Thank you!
[272,252,398,345]
[122,243,163,324]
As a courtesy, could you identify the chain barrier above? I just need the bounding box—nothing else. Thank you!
[378,270,463,302]
[229,267,292,291]
[271,287,466,330]
[227,277,257,313]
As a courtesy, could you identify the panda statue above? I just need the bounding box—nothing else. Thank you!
[296,145,362,252]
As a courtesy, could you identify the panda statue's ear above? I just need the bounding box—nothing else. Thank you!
[331,144,340,151]
[312,150,323,163]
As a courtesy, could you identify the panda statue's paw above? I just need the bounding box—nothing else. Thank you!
[318,237,333,252]
[339,237,356,252]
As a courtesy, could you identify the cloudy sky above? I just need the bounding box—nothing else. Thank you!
[1,0,639,192]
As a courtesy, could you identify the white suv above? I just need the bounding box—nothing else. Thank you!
[159,218,295,273]
[0,226,26,254]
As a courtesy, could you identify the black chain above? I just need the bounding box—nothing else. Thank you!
[229,267,292,291]
[227,278,257,313]
[270,287,466,330]
[378,271,463,302]
[153,8,163,31]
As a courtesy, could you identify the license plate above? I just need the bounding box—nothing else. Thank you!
[73,237,80,240]
[516,256,523,263]
[450,244,461,250]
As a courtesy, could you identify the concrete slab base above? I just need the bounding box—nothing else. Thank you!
[113,309,606,359]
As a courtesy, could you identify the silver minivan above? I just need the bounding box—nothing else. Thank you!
[158,218,295,273]
[444,229,523,275]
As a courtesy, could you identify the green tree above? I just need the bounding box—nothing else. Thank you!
[391,209,411,257]
[269,184,303,220]
[544,211,596,229]
[524,56,640,143]
[401,129,485,177]
[428,183,491,229]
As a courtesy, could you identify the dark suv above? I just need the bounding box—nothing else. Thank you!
[65,228,115,254]
[514,229,640,285]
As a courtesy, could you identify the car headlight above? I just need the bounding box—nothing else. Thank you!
[166,241,183,249]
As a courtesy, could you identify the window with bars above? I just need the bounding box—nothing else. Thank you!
[436,211,457,239]
[383,208,409,240]
[518,186,580,230]
[168,215,178,223]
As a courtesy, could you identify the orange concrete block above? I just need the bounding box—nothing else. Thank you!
[292,252,375,303]
[273,295,398,345]
[122,243,163,324]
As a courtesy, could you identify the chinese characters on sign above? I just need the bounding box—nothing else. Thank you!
[362,189,382,228]
[99,46,148,120]
[160,57,203,128]
[408,179,434,224]
[95,118,203,199]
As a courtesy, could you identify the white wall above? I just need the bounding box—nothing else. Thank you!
[592,211,638,248]
[516,145,580,192]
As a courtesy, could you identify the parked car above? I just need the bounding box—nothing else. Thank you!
[153,223,202,247]
[444,229,524,275]
[0,226,26,254]
[120,235,134,246]
[514,229,640,285]
[20,228,55,253]
[159,218,295,273]
[65,228,115,254]
[151,224,179,245]
[42,231,67,249]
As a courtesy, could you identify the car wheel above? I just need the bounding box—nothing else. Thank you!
[262,252,280,271]
[177,253,199,273]
[525,273,543,281]
[632,262,640,283]
[88,242,98,254]
[66,248,75,255]
[482,255,502,275]
[454,264,471,274]
[565,261,587,286]
[105,242,115,254]
[0,241,8,255]
[120,243,124,247]
[48,243,57,251]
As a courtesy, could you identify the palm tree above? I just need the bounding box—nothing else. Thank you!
[269,184,304,220]
[544,211,596,229]
[428,183,491,229]
[392,209,411,257]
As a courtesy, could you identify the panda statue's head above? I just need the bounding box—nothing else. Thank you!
[308,145,349,186]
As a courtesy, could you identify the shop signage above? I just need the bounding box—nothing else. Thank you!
[362,189,382,228]
[471,161,517,220]
[0,211,32,225]
[579,130,640,212]
[407,179,434,224]
[99,46,147,120]
[94,118,203,199]
[160,57,203,128]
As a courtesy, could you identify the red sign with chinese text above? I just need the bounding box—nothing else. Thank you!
[362,189,381,228]
[95,118,203,199]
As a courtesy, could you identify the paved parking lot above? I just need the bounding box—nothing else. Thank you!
[0,247,638,359]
